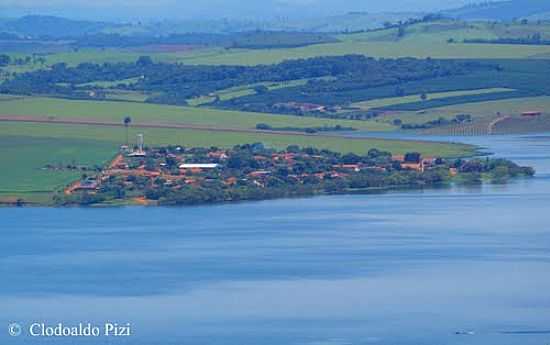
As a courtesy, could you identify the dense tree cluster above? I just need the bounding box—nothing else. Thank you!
[0,54,10,67]
[400,114,472,130]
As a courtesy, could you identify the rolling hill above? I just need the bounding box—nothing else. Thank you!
[0,15,110,38]
[444,0,550,21]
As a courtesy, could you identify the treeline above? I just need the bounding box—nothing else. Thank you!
[464,35,550,46]
[255,123,355,133]
[0,54,10,67]
[74,31,338,49]
[399,114,472,130]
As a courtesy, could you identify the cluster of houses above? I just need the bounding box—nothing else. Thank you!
[66,137,445,196]
[274,102,327,113]
[391,154,438,173]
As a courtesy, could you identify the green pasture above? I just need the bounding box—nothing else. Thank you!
[78,76,142,88]
[167,41,550,65]
[0,96,394,131]
[187,78,321,106]
[40,47,225,66]
[433,96,550,116]
[104,90,150,102]
[0,122,474,158]
[340,20,550,44]
[0,135,115,195]
[378,95,550,125]
[353,88,516,110]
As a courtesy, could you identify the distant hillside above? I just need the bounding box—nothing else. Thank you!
[0,15,109,38]
[0,12,425,39]
[262,12,424,32]
[444,0,550,21]
[86,12,425,35]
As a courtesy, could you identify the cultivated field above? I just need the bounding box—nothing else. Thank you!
[0,121,473,158]
[187,78,322,106]
[381,95,550,124]
[0,96,393,131]
[353,88,516,110]
[0,135,115,202]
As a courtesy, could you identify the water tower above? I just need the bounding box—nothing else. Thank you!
[128,133,146,157]
[137,133,144,154]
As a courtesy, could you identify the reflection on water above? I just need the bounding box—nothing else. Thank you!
[1,135,550,345]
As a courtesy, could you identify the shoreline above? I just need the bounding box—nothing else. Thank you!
[1,175,535,208]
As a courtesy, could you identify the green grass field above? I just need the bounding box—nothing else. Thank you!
[352,88,515,110]
[187,78,318,106]
[27,40,550,67]
[78,76,142,88]
[378,95,550,125]
[0,135,115,200]
[0,96,394,131]
[0,121,473,158]
[168,20,550,64]
[433,95,550,116]
[158,41,550,65]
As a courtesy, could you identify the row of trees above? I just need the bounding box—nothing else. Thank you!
[0,54,46,67]
[464,33,550,46]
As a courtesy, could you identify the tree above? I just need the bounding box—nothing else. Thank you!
[394,86,405,97]
[123,116,132,146]
[256,123,272,130]
[145,157,156,171]
[397,26,406,38]
[136,55,153,67]
[0,54,10,67]
[404,152,421,163]
[254,85,269,94]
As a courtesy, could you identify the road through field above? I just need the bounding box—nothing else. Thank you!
[0,114,383,141]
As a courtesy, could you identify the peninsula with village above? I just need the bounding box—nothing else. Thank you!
[52,133,535,206]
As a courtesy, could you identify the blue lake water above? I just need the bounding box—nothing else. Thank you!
[1,135,550,345]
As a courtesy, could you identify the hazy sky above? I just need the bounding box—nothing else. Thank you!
[0,0,493,20]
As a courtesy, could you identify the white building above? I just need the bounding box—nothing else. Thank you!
[179,163,219,169]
